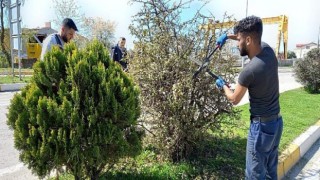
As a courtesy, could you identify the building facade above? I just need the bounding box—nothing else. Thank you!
[294,42,318,58]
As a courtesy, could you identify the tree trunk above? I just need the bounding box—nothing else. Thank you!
[74,175,81,180]
[90,168,101,180]
[0,0,11,67]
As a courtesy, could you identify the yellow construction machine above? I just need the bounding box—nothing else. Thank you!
[26,24,57,61]
[26,43,42,60]
[199,15,289,59]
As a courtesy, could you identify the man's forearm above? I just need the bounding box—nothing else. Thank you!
[221,83,248,105]
[223,85,234,101]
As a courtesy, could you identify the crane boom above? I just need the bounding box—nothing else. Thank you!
[200,15,289,59]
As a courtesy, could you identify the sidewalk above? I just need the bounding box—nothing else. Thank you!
[284,136,320,179]
[278,66,295,73]
[0,83,27,92]
[278,120,320,179]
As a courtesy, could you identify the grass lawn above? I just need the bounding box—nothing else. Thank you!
[0,75,32,84]
[0,68,34,76]
[0,68,34,73]
[236,88,320,152]
[47,88,320,179]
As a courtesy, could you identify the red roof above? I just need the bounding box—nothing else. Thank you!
[296,42,317,48]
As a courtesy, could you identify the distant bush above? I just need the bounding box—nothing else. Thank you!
[294,48,320,93]
[287,50,297,59]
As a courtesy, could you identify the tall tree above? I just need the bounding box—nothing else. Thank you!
[129,0,239,161]
[51,0,116,49]
[82,17,116,48]
[51,0,84,29]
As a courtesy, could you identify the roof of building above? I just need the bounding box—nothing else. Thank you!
[36,27,58,35]
[296,42,317,48]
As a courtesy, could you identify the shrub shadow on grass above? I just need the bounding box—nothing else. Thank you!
[185,135,247,179]
[99,135,247,180]
[99,172,167,180]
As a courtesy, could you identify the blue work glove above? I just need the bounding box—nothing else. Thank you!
[215,77,226,90]
[216,34,228,48]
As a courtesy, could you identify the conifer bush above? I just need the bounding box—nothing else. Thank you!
[7,40,142,179]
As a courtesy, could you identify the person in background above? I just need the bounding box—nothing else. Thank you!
[111,37,128,71]
[40,18,78,60]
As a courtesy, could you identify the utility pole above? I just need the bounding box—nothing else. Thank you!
[242,0,248,68]
[318,25,320,51]
[246,0,248,17]
[8,0,22,80]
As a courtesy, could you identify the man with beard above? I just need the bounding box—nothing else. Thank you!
[41,18,78,60]
[111,37,128,71]
[215,16,283,179]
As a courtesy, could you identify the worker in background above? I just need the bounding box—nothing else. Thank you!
[111,37,128,71]
[40,18,78,60]
[215,16,283,179]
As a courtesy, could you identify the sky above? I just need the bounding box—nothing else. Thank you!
[18,0,320,51]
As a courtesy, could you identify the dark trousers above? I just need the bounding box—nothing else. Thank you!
[245,116,283,179]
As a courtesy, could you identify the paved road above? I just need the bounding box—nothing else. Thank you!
[0,92,38,180]
[284,137,320,180]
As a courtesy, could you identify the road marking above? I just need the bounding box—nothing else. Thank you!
[0,163,24,176]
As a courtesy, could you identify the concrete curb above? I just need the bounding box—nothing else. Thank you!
[0,83,27,92]
[0,72,33,76]
[278,120,320,179]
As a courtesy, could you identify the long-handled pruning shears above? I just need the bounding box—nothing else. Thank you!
[192,45,220,79]
[192,42,230,88]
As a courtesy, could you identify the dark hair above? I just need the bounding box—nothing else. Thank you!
[120,37,126,41]
[234,16,263,41]
[62,18,78,31]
